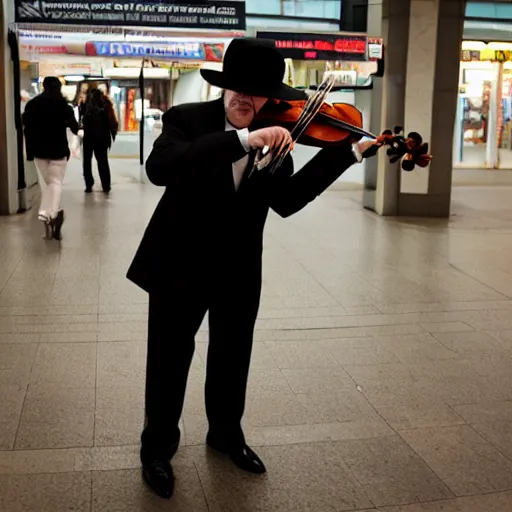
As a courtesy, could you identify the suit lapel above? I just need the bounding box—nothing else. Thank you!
[204,98,227,134]
[199,98,237,195]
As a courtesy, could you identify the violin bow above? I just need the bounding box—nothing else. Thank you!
[267,74,337,175]
[250,75,337,176]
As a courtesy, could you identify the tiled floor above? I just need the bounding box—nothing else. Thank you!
[3,161,512,510]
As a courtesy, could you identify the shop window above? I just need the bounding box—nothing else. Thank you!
[246,0,341,19]
[466,2,512,21]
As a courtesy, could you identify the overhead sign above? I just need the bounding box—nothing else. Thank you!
[19,40,224,62]
[86,41,224,61]
[15,1,246,30]
[257,31,368,61]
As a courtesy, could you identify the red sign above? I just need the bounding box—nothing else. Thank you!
[275,38,366,55]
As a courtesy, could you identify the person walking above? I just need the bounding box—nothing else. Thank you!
[79,88,118,194]
[23,76,78,240]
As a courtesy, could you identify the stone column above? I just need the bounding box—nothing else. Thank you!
[0,0,20,215]
[364,0,466,217]
[399,0,466,217]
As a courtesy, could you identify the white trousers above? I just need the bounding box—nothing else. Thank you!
[34,158,67,221]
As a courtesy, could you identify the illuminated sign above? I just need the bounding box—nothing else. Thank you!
[257,32,369,61]
[274,38,366,54]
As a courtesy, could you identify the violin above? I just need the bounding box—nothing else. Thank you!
[251,75,432,174]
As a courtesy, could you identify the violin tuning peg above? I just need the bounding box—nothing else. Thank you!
[407,132,423,145]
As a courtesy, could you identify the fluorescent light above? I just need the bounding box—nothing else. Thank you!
[487,42,512,51]
[103,68,170,79]
[462,41,487,50]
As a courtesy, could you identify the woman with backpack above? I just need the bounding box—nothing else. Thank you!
[79,88,118,194]
[23,76,79,240]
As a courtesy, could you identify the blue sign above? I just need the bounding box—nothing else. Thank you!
[92,42,206,60]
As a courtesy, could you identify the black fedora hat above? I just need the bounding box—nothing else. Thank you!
[200,37,306,101]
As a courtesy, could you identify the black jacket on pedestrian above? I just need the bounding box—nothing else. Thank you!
[127,98,356,294]
[79,97,118,149]
[23,95,78,160]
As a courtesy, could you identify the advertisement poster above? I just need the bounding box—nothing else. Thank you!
[15,1,246,30]
[20,41,224,62]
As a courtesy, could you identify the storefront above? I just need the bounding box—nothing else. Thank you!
[454,41,512,169]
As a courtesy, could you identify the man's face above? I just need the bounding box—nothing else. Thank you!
[224,90,268,129]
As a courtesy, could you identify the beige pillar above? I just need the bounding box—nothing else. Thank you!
[364,0,411,216]
[399,0,465,216]
[0,0,20,215]
[364,0,466,217]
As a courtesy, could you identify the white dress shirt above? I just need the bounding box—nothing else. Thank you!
[225,120,250,191]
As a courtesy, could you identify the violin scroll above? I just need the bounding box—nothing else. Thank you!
[362,126,432,171]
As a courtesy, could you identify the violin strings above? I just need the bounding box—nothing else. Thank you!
[268,75,336,175]
[251,74,337,176]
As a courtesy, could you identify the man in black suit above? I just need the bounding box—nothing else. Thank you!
[127,38,375,499]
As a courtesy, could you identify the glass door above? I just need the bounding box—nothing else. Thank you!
[454,61,500,168]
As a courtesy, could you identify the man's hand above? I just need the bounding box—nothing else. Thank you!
[249,127,292,156]
[357,139,378,155]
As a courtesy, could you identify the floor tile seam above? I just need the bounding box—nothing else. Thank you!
[0,310,99,317]
[330,360,405,439]
[192,460,213,512]
[447,261,512,301]
[261,341,281,375]
[92,339,99,450]
[0,256,23,296]
[340,364,457,499]
[386,332,461,360]
[275,244,346,309]
[11,337,42,451]
[449,405,512,467]
[255,326,416,334]
[393,428,459,500]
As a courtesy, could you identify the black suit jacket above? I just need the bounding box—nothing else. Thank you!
[127,98,357,294]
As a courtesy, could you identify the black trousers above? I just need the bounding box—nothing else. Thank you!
[141,268,262,463]
[83,140,111,191]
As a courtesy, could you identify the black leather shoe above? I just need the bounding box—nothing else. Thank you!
[207,434,266,474]
[142,459,175,499]
[52,210,64,241]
